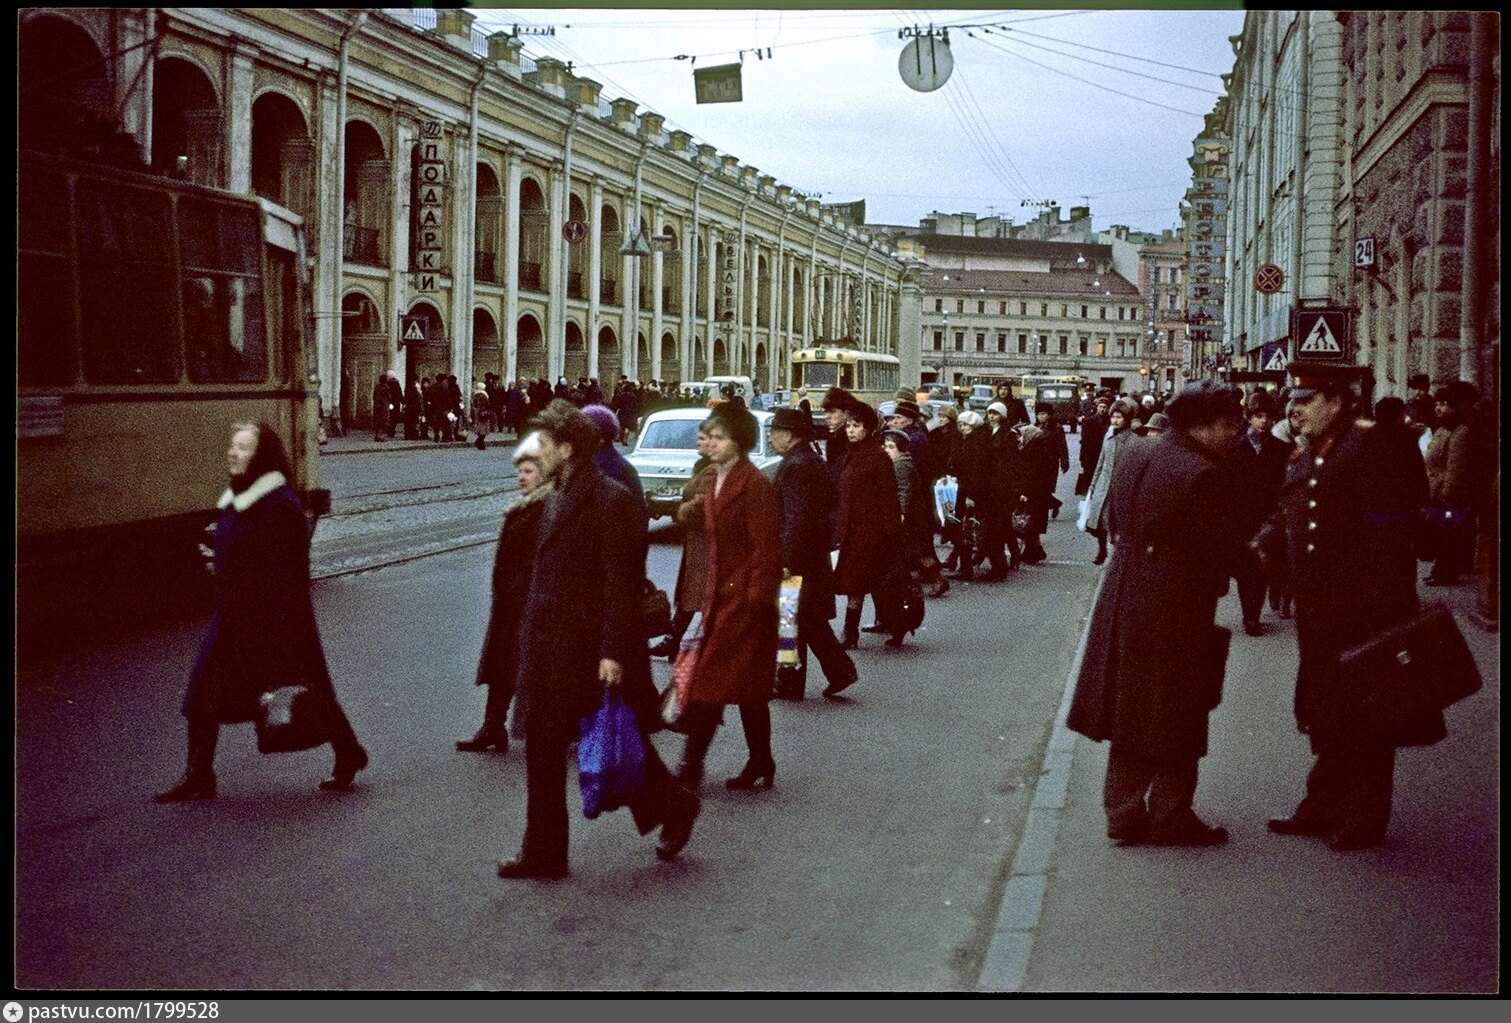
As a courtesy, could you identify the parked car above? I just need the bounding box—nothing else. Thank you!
[966,384,995,413]
[627,406,780,519]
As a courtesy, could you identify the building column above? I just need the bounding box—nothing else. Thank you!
[620,189,638,381]
[650,201,665,383]
[503,148,522,384]
[547,158,568,382]
[313,79,342,417]
[450,124,475,387]
[226,43,257,195]
[587,176,604,378]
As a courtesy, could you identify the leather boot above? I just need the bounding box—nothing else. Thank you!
[155,721,218,803]
[841,602,863,650]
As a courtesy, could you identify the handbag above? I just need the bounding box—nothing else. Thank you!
[255,685,330,754]
[641,579,673,640]
[1338,603,1483,744]
[577,689,647,819]
[1011,506,1033,535]
[659,633,701,732]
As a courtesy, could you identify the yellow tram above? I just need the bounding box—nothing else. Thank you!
[18,150,327,645]
[789,343,902,414]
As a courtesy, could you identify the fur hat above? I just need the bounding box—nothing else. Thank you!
[512,430,544,464]
[892,398,923,421]
[821,386,862,413]
[845,402,879,434]
[770,407,813,435]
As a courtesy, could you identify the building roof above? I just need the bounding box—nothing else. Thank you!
[902,234,1113,260]
[920,267,1140,298]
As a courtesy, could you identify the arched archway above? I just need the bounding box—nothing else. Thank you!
[344,120,389,266]
[19,15,124,163]
[598,325,621,383]
[251,92,316,247]
[518,176,549,292]
[516,314,546,382]
[151,56,222,186]
[713,339,729,376]
[793,266,806,339]
[660,224,681,315]
[473,307,501,383]
[756,253,771,327]
[567,193,588,299]
[599,202,621,305]
[340,291,385,430]
[753,342,769,393]
[405,299,448,389]
[475,161,503,284]
[636,332,650,380]
[659,332,677,383]
[565,321,587,383]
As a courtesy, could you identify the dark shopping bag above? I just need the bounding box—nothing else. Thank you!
[255,685,330,754]
[1338,603,1483,744]
[577,689,647,819]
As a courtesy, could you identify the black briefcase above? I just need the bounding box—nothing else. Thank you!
[1338,604,1483,743]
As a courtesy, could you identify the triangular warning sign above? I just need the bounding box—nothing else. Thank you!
[1299,317,1342,353]
[403,320,426,342]
[1263,347,1288,371]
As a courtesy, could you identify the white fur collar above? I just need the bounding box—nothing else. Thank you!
[217,471,288,512]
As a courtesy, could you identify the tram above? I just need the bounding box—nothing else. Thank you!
[789,343,902,414]
[18,149,328,645]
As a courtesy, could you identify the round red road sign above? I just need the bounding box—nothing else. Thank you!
[1254,263,1285,294]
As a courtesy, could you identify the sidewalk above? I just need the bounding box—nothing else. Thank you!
[981,575,1500,993]
[318,430,522,456]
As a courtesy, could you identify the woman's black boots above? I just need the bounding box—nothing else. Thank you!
[155,720,219,802]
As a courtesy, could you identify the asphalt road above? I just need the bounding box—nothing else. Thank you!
[16,449,1102,992]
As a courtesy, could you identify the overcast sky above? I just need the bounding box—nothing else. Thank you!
[470,6,1246,234]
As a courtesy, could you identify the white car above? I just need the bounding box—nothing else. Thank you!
[627,406,780,519]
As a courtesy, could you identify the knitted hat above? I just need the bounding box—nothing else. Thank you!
[986,401,1009,418]
[580,404,620,442]
[881,428,911,451]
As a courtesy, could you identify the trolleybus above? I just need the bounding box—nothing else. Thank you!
[18,149,327,646]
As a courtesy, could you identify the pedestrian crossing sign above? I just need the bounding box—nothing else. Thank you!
[402,317,427,344]
[1291,308,1349,360]
[1263,346,1288,372]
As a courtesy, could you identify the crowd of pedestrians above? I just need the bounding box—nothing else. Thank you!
[158,359,1494,876]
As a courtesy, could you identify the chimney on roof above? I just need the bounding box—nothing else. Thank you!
[435,8,476,50]
[668,130,693,154]
[571,76,602,114]
[486,33,525,79]
[610,97,638,128]
[696,143,718,167]
[638,111,665,139]
[526,57,570,99]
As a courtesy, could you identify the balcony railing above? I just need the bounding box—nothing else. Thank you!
[519,261,542,292]
[474,250,497,284]
[567,270,585,300]
[343,224,382,266]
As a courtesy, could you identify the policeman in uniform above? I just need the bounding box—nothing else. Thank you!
[1255,361,1439,851]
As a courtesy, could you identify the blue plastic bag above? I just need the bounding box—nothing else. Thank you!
[577,689,647,819]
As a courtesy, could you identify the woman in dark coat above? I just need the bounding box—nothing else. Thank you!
[948,411,990,578]
[834,403,903,649]
[882,428,941,644]
[1016,422,1057,564]
[456,432,549,753]
[676,403,784,792]
[156,422,368,802]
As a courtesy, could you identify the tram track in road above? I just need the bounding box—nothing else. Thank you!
[325,479,519,518]
[312,482,520,579]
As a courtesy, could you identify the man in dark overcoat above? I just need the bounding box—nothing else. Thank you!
[1066,382,1243,847]
[769,408,857,700]
[1223,389,1293,635]
[370,373,390,441]
[498,400,699,879]
[1255,362,1440,851]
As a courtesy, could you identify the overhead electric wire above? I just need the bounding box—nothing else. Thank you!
[978,27,1220,95]
[969,33,1208,118]
[950,61,1038,198]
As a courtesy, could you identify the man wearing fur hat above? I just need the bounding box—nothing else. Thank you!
[1068,381,1244,847]
[498,400,700,878]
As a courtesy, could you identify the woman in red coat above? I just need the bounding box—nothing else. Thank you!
[675,403,784,792]
[834,403,903,649]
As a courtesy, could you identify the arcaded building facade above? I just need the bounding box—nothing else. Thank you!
[19,8,920,429]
